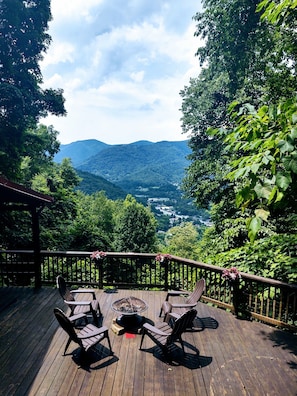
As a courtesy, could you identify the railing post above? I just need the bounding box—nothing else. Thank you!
[98,265,103,289]
[164,259,169,290]
[31,208,41,289]
[2,250,296,331]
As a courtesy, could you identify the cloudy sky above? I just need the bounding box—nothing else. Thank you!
[41,0,203,145]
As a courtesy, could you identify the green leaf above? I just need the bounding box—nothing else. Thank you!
[251,163,260,174]
[290,126,297,138]
[255,208,270,222]
[254,183,273,199]
[283,155,297,173]
[247,216,261,243]
[275,172,292,190]
[277,140,294,153]
[292,112,297,124]
[268,186,277,204]
[275,190,284,203]
[262,152,274,165]
[244,103,257,115]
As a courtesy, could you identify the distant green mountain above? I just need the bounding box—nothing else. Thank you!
[55,139,110,167]
[55,139,208,228]
[75,170,127,200]
[55,139,191,200]
[77,140,190,187]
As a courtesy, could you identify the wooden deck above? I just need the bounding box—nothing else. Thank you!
[0,287,296,396]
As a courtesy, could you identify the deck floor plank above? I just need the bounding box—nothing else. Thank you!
[0,287,296,396]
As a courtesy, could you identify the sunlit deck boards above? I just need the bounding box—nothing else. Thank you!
[0,287,296,396]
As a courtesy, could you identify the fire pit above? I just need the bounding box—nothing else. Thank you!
[112,296,148,331]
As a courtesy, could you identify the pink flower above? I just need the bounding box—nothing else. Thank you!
[155,253,172,263]
[222,267,241,281]
[90,250,106,260]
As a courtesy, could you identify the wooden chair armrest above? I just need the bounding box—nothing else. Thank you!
[70,289,96,298]
[167,312,180,320]
[68,313,87,322]
[65,300,92,306]
[143,323,169,336]
[168,290,189,295]
[78,326,108,339]
[165,290,189,300]
[171,303,196,309]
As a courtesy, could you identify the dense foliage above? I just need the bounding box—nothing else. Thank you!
[113,195,158,253]
[162,222,200,260]
[180,0,297,282]
[0,1,158,255]
[75,170,127,200]
[0,0,65,180]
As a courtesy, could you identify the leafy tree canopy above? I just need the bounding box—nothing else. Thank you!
[0,0,65,179]
[164,222,200,260]
[180,0,297,280]
[113,195,158,253]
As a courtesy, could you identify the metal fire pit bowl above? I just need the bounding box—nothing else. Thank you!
[112,296,148,331]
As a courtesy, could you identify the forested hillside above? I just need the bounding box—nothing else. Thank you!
[56,139,206,232]
[75,170,127,200]
[55,139,190,186]
[55,139,110,167]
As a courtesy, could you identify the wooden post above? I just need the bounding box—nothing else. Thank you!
[164,259,169,290]
[31,207,41,289]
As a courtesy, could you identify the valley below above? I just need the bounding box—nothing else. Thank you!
[56,139,210,232]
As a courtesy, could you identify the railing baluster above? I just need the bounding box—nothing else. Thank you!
[0,249,296,331]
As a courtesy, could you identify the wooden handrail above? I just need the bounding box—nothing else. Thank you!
[0,250,296,331]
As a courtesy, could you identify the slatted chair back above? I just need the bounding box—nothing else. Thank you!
[56,275,75,302]
[167,309,197,345]
[185,278,205,305]
[54,307,81,346]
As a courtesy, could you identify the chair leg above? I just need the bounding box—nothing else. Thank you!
[179,337,185,354]
[94,299,101,317]
[161,346,172,363]
[91,308,99,326]
[105,332,114,355]
[64,337,72,355]
[139,331,146,350]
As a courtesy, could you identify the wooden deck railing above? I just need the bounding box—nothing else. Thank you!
[0,250,296,331]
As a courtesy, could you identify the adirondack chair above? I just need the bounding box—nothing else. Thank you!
[139,309,197,362]
[56,275,101,325]
[54,307,113,356]
[159,278,205,321]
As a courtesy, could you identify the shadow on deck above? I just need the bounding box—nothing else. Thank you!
[0,287,296,396]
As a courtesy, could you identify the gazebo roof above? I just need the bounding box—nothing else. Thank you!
[0,176,53,209]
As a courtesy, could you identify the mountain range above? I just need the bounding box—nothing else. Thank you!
[54,139,208,229]
[55,139,191,196]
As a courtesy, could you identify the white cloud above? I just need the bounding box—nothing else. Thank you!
[41,0,203,144]
[42,73,63,88]
[50,0,104,23]
[130,71,144,83]
[41,41,75,67]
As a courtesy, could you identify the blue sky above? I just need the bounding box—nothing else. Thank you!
[41,0,203,144]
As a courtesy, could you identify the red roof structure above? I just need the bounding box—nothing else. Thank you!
[0,176,54,288]
[0,176,53,208]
